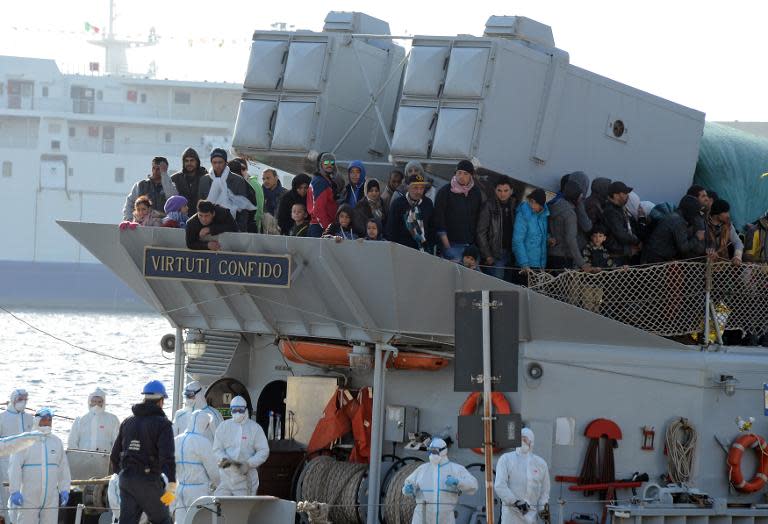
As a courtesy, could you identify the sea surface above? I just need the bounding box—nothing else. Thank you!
[0,307,175,442]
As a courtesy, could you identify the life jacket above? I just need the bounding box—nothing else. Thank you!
[307,388,354,454]
[349,387,373,464]
[744,217,768,262]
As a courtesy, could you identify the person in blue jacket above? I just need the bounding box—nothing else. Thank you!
[512,189,549,273]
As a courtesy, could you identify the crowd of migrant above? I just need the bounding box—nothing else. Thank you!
[119,148,768,280]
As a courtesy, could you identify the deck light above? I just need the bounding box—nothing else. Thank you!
[184,329,207,359]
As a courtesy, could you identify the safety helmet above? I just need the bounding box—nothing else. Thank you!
[35,407,54,420]
[142,380,168,399]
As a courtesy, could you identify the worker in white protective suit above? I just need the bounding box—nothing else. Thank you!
[1,388,34,523]
[212,396,269,496]
[8,408,72,524]
[173,410,220,524]
[172,381,223,440]
[67,387,120,452]
[494,428,551,524]
[402,437,478,524]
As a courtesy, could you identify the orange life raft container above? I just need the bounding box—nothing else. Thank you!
[278,339,449,371]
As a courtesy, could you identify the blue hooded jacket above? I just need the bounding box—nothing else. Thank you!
[342,160,367,206]
[512,201,550,269]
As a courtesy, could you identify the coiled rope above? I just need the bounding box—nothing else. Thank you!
[298,456,367,523]
[666,418,697,484]
[382,462,419,524]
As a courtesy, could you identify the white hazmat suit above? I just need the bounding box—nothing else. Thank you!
[402,438,478,524]
[8,413,71,524]
[67,387,120,452]
[173,410,220,524]
[172,381,223,441]
[0,389,34,522]
[212,396,269,496]
[495,428,550,524]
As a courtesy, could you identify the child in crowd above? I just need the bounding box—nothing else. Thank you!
[581,224,615,271]
[323,204,357,241]
[289,203,309,237]
[120,195,163,229]
[462,245,481,270]
[162,195,189,229]
[364,218,383,241]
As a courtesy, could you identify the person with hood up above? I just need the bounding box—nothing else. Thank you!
[9,408,72,524]
[122,157,177,221]
[0,388,34,522]
[172,381,224,441]
[434,160,484,262]
[277,173,312,235]
[642,195,705,263]
[494,428,550,524]
[512,189,549,273]
[212,396,269,496]
[547,180,591,270]
[204,148,256,232]
[227,159,260,232]
[402,437,478,524]
[352,179,387,237]
[162,195,189,229]
[171,148,208,212]
[307,152,340,237]
[386,172,435,251]
[584,177,612,227]
[338,160,367,207]
[110,380,176,524]
[364,218,383,241]
[322,204,357,240]
[67,387,120,452]
[173,411,220,524]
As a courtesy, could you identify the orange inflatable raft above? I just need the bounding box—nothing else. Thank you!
[279,339,449,371]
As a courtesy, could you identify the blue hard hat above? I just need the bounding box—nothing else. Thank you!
[141,380,168,398]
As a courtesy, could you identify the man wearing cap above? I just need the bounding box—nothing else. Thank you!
[110,380,176,524]
[9,408,71,524]
[122,157,178,221]
[602,181,642,265]
[386,171,435,251]
[307,152,340,237]
[202,148,256,232]
[433,160,484,262]
[707,199,743,265]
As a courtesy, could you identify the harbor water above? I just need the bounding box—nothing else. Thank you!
[0,307,175,442]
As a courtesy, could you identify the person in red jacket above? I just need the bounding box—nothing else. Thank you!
[307,152,340,237]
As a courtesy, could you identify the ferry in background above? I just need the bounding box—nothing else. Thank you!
[0,5,244,310]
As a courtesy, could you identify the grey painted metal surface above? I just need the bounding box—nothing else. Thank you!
[231,11,704,204]
[186,496,296,524]
[59,220,768,522]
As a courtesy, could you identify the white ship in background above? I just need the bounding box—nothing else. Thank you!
[0,4,243,309]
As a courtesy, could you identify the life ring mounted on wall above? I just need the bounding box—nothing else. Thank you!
[727,433,768,493]
[459,392,512,455]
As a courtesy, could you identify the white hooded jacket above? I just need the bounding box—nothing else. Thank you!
[174,410,220,524]
[67,387,120,452]
[172,381,223,441]
[212,396,269,496]
[495,428,550,524]
[0,389,34,521]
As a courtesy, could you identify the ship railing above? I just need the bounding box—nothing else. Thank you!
[527,259,768,342]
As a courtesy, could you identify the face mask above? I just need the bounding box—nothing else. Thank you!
[14,401,26,412]
[89,406,104,415]
[519,442,531,454]
[232,412,246,423]
[184,398,195,409]
[429,454,442,465]
[38,426,52,435]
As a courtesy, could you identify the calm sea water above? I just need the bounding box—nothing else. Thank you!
[0,308,175,442]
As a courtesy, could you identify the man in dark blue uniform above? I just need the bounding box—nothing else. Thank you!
[110,380,176,524]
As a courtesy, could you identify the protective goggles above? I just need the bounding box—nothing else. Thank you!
[230,406,247,414]
[322,159,335,166]
[184,388,202,399]
[428,446,446,455]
